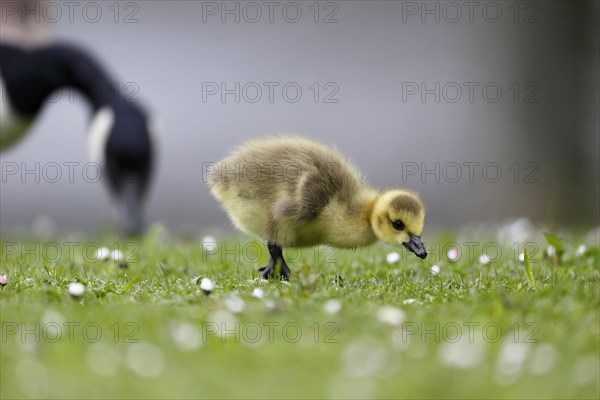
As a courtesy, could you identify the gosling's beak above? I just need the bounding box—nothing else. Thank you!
[403,234,427,259]
[115,181,144,237]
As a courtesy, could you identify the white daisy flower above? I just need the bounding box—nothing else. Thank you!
[199,278,214,294]
[201,236,217,252]
[376,305,405,326]
[126,342,165,378]
[386,252,400,264]
[496,341,530,377]
[110,249,123,262]
[67,282,85,298]
[323,299,342,315]
[224,295,245,313]
[527,344,557,375]
[430,265,440,275]
[95,247,110,261]
[447,247,459,262]
[169,321,202,352]
[479,254,491,265]
[251,288,264,299]
[86,343,121,376]
[440,338,484,369]
[575,244,586,257]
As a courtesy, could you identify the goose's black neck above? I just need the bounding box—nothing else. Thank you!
[1,42,126,116]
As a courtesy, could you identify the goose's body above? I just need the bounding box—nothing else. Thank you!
[0,75,34,149]
[209,136,427,280]
[0,42,154,235]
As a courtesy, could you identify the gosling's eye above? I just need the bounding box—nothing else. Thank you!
[392,220,405,231]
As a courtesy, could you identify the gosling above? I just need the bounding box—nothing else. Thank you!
[207,136,427,280]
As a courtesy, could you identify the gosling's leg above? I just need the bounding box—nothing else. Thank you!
[258,242,291,281]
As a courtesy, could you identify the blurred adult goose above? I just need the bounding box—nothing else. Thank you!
[0,42,154,235]
[208,136,427,280]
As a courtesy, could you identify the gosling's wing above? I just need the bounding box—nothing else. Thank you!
[208,135,365,222]
[208,136,315,200]
[294,167,344,221]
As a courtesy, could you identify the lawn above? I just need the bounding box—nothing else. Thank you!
[1,224,599,399]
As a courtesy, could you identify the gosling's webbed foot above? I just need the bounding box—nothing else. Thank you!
[258,260,273,280]
[258,242,291,281]
[258,260,291,281]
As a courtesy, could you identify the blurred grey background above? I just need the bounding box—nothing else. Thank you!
[1,0,598,234]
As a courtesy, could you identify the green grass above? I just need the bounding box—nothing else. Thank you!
[1,226,599,399]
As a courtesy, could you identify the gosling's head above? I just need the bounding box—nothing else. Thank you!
[370,190,427,259]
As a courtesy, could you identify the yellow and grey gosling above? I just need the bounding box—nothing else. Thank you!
[208,136,427,280]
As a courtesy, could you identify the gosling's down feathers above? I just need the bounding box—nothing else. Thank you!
[208,136,427,279]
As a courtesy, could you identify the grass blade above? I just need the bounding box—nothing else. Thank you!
[543,232,565,265]
[523,249,536,289]
[543,233,564,253]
